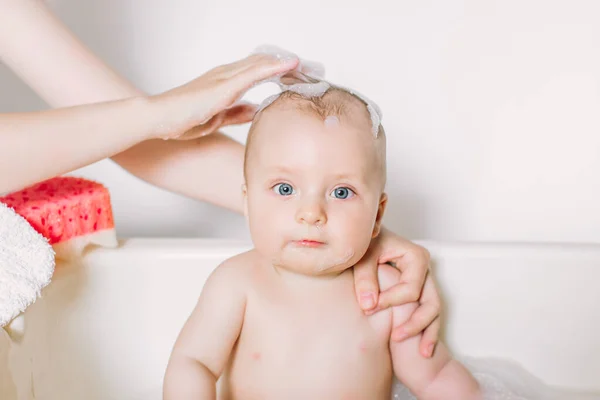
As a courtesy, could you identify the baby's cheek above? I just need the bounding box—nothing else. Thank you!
[334,205,375,232]
[333,224,372,262]
[250,220,282,258]
[324,246,356,270]
[250,203,284,236]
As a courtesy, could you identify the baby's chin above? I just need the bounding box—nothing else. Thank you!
[270,246,356,277]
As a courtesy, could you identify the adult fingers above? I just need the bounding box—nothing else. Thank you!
[222,55,299,100]
[352,257,380,311]
[175,111,226,140]
[376,248,430,309]
[391,303,439,342]
[420,316,441,358]
[175,102,258,140]
[391,273,442,351]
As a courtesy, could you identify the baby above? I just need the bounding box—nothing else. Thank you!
[163,86,481,399]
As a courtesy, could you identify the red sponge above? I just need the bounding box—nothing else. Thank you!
[0,176,118,260]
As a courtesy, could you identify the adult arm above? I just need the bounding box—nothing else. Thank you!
[0,0,294,211]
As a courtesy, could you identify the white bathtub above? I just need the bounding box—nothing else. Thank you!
[1,238,599,399]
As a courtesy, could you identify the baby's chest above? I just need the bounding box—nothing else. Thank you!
[224,295,394,398]
[236,294,392,370]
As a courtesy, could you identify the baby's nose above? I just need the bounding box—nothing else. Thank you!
[295,201,327,226]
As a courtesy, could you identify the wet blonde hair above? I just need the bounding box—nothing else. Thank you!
[244,88,387,187]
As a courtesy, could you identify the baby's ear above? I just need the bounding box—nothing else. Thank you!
[372,193,388,238]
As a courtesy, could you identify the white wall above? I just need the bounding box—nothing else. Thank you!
[2,0,599,243]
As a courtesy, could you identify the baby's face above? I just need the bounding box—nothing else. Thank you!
[244,105,386,276]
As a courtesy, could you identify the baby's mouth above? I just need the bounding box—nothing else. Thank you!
[291,239,326,248]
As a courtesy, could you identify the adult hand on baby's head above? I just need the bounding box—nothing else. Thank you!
[150,53,299,140]
[353,227,441,358]
[174,101,259,140]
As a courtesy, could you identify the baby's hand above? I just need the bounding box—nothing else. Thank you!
[352,227,441,358]
[150,53,299,140]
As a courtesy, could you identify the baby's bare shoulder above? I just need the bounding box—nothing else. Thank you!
[207,249,263,289]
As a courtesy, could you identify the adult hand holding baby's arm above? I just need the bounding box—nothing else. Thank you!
[378,265,480,399]
[163,260,246,400]
[353,227,441,358]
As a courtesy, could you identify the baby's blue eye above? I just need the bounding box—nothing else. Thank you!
[274,183,294,196]
[331,187,354,199]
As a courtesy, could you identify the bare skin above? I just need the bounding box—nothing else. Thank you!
[0,0,442,354]
[166,251,478,400]
[163,93,480,399]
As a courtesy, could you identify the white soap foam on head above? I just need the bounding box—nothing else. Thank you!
[251,45,383,136]
[324,115,340,128]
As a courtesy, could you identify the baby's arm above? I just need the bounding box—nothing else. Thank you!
[378,265,481,400]
[163,259,246,400]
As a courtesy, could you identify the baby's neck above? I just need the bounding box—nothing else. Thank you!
[270,263,352,291]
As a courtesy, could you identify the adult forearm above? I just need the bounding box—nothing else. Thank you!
[0,0,246,213]
[112,133,246,214]
[0,97,158,194]
[0,0,147,193]
[0,0,137,106]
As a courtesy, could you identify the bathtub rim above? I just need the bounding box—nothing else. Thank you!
[75,237,600,263]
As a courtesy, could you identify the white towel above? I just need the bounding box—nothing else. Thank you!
[0,202,55,328]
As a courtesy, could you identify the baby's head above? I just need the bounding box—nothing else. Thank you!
[243,87,387,276]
